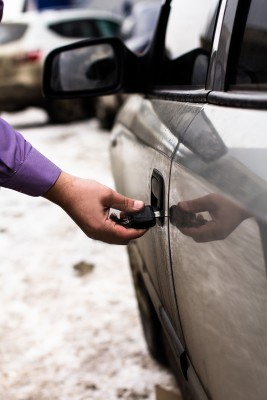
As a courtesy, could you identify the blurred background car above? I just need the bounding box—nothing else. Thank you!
[0,8,122,123]
[4,0,140,19]
[95,0,161,130]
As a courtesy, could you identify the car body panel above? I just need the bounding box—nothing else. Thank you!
[169,104,267,400]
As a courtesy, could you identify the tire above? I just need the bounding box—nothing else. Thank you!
[97,107,116,130]
[96,94,124,130]
[46,98,94,124]
[127,244,168,366]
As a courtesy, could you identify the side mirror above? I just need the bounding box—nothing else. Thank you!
[43,37,143,99]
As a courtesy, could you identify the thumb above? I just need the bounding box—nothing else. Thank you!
[110,192,144,212]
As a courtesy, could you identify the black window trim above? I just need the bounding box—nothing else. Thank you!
[208,0,267,110]
[208,0,239,92]
[206,0,228,90]
[208,90,267,109]
[148,89,209,103]
[224,0,252,89]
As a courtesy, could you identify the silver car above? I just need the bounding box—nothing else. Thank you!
[43,0,267,398]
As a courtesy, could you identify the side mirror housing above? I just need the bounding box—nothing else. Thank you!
[43,37,144,99]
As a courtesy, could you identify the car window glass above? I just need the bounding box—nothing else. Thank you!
[94,20,120,37]
[49,20,99,38]
[158,0,220,88]
[131,4,161,37]
[0,24,27,44]
[120,2,161,54]
[230,0,267,91]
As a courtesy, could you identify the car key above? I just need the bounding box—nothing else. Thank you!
[110,205,162,229]
[110,204,206,230]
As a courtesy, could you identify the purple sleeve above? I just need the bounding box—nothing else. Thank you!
[0,117,61,196]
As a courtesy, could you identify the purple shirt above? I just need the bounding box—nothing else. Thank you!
[0,118,61,196]
[0,3,61,197]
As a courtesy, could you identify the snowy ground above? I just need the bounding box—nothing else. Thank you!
[0,109,177,400]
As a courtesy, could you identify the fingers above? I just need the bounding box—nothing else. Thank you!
[113,224,147,244]
[178,195,214,214]
[107,191,144,213]
[98,219,146,245]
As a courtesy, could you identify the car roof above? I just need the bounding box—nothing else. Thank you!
[3,9,122,25]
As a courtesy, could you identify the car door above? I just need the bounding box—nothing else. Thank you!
[111,1,221,357]
[169,0,267,399]
[110,94,178,318]
[147,0,222,396]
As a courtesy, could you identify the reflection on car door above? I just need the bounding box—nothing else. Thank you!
[169,105,267,400]
[169,0,267,399]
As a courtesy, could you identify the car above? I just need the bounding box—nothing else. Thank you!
[0,9,122,123]
[42,0,267,398]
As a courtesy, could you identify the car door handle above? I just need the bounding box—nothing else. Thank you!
[151,169,165,225]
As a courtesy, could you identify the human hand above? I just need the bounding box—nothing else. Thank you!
[175,193,250,242]
[44,172,146,244]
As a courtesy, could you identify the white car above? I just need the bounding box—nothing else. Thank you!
[43,0,267,398]
[0,9,121,122]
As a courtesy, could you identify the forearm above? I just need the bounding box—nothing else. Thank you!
[43,171,74,206]
[0,117,61,196]
[0,116,146,245]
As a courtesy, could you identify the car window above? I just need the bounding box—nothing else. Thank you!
[49,19,99,38]
[130,4,161,37]
[157,0,220,88]
[0,23,28,44]
[230,0,267,91]
[121,3,161,54]
[94,20,120,37]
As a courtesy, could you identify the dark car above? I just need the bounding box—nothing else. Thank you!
[43,0,267,399]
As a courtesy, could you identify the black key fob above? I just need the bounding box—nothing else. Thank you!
[126,205,156,229]
[110,205,156,229]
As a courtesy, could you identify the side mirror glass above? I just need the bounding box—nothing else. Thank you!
[51,44,118,92]
[43,39,124,98]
